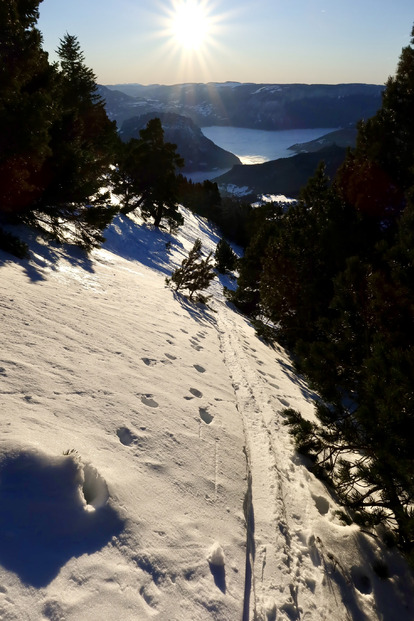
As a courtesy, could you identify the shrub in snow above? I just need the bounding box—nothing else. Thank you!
[166,238,215,303]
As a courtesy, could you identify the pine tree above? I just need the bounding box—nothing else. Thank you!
[35,33,118,249]
[166,239,216,302]
[259,163,356,346]
[0,0,56,216]
[214,238,237,274]
[337,25,414,221]
[115,118,184,229]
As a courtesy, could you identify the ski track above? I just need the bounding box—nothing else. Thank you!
[216,303,344,621]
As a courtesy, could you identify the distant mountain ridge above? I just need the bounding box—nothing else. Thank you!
[100,82,384,131]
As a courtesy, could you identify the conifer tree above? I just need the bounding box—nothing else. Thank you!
[214,238,237,274]
[338,25,414,221]
[115,118,184,229]
[166,239,216,302]
[35,33,118,249]
[281,27,414,556]
[0,0,56,216]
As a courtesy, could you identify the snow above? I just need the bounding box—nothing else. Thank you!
[217,183,252,197]
[1,207,413,620]
[252,194,297,207]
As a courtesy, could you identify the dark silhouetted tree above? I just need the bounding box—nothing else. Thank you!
[115,118,184,229]
[34,33,118,249]
[214,238,237,274]
[0,0,56,216]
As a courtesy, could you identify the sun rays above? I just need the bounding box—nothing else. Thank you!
[150,0,230,83]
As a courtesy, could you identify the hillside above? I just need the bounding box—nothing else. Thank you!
[288,127,358,153]
[120,112,241,173]
[214,145,347,198]
[0,210,413,620]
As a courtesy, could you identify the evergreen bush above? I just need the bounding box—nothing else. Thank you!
[166,238,216,303]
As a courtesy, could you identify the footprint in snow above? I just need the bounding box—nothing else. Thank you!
[43,600,65,621]
[190,338,203,351]
[142,357,157,367]
[199,407,214,425]
[193,364,206,373]
[312,495,330,515]
[117,427,137,446]
[141,395,159,408]
[351,566,372,595]
[165,353,177,361]
[190,388,203,398]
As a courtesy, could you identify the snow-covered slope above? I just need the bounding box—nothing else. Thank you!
[1,209,413,620]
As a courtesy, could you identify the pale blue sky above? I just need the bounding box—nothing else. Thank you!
[37,0,413,86]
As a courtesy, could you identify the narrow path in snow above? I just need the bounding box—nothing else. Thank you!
[214,303,345,621]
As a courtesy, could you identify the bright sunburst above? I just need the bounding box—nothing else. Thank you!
[153,0,229,83]
[170,1,212,51]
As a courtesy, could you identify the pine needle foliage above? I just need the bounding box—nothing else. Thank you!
[214,237,238,274]
[166,238,216,303]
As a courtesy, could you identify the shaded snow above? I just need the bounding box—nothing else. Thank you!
[0,208,413,620]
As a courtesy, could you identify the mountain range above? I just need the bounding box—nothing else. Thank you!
[100,82,384,131]
[97,82,382,197]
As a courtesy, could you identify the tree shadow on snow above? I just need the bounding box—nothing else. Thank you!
[172,291,217,327]
[103,214,185,276]
[0,448,124,588]
[0,225,95,283]
[333,530,414,621]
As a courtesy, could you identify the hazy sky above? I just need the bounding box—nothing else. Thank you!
[37,0,413,86]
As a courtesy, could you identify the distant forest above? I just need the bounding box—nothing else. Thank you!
[2,2,414,565]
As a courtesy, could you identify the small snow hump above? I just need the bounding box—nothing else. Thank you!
[207,541,225,567]
[207,542,226,593]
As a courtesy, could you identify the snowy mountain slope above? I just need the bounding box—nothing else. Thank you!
[0,209,413,620]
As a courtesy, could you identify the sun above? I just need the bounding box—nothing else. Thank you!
[170,1,211,51]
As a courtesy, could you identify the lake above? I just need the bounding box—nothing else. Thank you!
[185,126,338,183]
[201,126,339,164]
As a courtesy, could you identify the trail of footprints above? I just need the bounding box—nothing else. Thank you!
[118,328,215,453]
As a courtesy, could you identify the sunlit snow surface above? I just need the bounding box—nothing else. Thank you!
[0,208,413,620]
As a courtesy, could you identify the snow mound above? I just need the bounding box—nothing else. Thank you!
[0,444,123,588]
[207,542,225,567]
